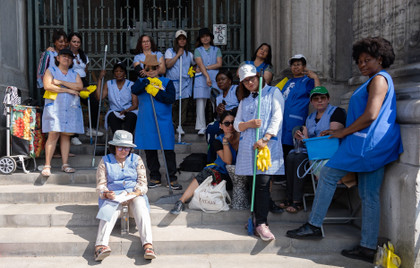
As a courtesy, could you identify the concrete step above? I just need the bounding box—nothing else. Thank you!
[0,253,372,268]
[0,224,361,257]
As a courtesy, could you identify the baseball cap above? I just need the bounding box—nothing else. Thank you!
[310,86,329,98]
[289,54,307,65]
[238,64,257,82]
[175,30,187,38]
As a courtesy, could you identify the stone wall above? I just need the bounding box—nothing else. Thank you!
[0,0,29,156]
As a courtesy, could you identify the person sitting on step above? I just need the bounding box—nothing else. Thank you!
[170,110,239,214]
[94,130,156,261]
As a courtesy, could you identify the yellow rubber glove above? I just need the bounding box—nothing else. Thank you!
[145,77,162,97]
[188,66,196,77]
[80,85,97,99]
[257,146,272,172]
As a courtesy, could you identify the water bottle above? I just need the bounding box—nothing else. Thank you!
[294,138,304,154]
[121,205,129,235]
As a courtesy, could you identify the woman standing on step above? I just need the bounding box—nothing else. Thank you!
[133,35,166,77]
[170,110,239,214]
[234,64,285,241]
[95,130,156,261]
[40,48,84,177]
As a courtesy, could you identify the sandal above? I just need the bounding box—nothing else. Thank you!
[94,245,111,261]
[144,247,157,260]
[61,164,75,173]
[279,200,292,209]
[286,202,303,213]
[41,165,51,177]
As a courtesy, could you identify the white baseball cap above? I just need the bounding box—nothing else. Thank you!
[175,30,187,38]
[238,64,257,82]
[288,54,307,65]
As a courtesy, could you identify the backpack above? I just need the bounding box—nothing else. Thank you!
[178,153,208,172]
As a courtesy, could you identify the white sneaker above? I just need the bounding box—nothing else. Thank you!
[197,128,206,136]
[71,137,82,145]
[85,128,104,137]
[176,126,185,135]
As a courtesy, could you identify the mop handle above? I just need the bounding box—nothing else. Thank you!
[177,55,183,143]
[250,70,264,213]
[92,44,107,167]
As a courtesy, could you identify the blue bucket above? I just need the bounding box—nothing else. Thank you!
[303,135,339,160]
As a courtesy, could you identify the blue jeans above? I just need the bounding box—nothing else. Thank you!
[308,165,385,249]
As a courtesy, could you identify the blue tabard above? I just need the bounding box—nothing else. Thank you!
[98,153,138,208]
[206,134,237,175]
[327,71,403,172]
[235,85,284,176]
[42,66,84,134]
[133,51,163,69]
[281,76,314,145]
[48,51,58,69]
[134,77,175,150]
[107,79,135,112]
[216,85,239,111]
[305,104,337,138]
[193,46,220,99]
[165,48,193,100]
[245,60,268,73]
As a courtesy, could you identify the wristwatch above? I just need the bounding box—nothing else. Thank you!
[262,136,269,142]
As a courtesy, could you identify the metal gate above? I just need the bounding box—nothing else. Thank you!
[28,0,251,98]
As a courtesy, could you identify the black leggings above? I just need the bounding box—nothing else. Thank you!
[107,111,137,135]
[248,175,272,225]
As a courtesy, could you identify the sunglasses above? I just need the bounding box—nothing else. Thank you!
[222,121,234,127]
[116,147,131,152]
[145,66,158,72]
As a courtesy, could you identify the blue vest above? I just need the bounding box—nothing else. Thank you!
[98,153,139,207]
[107,79,134,112]
[165,48,193,100]
[306,104,337,138]
[207,134,237,174]
[327,71,403,172]
[245,60,269,73]
[216,85,239,111]
[281,76,314,145]
[193,46,220,99]
[235,85,284,176]
[134,77,175,150]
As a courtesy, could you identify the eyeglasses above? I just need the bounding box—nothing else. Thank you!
[222,121,234,127]
[242,76,257,84]
[145,66,158,72]
[116,147,131,152]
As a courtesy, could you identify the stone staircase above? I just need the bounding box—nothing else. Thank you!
[0,132,369,267]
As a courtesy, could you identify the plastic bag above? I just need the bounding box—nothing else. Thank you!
[374,241,401,268]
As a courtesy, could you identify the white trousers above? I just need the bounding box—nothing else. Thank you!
[195,98,207,130]
[95,196,153,247]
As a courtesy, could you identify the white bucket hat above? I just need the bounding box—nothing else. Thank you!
[108,130,136,148]
[238,64,257,82]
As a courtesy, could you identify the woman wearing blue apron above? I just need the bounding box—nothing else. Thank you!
[133,35,165,77]
[41,48,84,177]
[234,64,285,241]
[287,37,403,264]
[131,54,182,190]
[165,30,195,135]
[96,62,138,135]
[237,43,274,85]
[193,28,223,135]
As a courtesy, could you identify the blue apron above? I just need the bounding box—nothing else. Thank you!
[133,51,163,69]
[327,71,403,172]
[165,48,193,100]
[235,85,284,176]
[281,76,314,145]
[305,104,337,138]
[42,66,84,134]
[193,46,220,99]
[134,77,175,150]
[216,85,239,111]
[245,60,268,73]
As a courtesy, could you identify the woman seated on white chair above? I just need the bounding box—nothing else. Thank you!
[280,86,346,213]
[170,110,239,215]
[94,130,156,261]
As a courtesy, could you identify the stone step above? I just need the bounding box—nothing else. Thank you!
[0,224,361,257]
[0,203,325,228]
[0,253,372,268]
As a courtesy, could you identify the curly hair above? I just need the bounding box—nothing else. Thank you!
[352,37,395,68]
[134,35,158,54]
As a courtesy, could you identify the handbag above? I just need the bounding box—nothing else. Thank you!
[189,176,231,213]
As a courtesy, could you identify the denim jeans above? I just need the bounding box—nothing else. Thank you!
[308,165,385,249]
